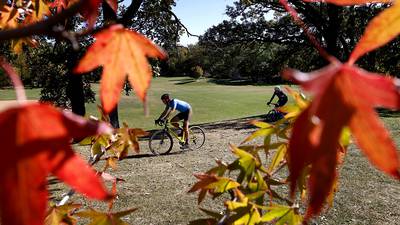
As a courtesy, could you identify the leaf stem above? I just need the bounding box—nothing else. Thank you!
[0,56,26,102]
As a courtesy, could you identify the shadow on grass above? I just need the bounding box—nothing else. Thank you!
[207,78,254,86]
[168,78,197,85]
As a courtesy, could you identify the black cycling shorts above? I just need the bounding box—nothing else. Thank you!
[176,110,192,121]
[277,96,288,107]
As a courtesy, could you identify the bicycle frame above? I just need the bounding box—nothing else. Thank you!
[159,120,186,143]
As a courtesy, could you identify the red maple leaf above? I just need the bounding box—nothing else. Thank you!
[80,0,117,27]
[74,24,167,113]
[280,0,400,220]
[0,103,112,225]
[50,0,117,27]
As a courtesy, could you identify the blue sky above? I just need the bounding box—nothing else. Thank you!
[172,0,235,46]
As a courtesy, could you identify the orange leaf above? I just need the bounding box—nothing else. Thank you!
[350,107,400,178]
[0,103,112,225]
[74,25,167,113]
[0,6,20,29]
[349,1,400,64]
[49,0,68,13]
[284,62,400,220]
[49,0,117,27]
[306,135,340,218]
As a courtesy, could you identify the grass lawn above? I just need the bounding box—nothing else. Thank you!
[0,87,41,100]
[89,77,290,129]
[0,77,297,130]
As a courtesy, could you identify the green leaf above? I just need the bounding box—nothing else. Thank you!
[261,204,291,222]
[231,145,259,180]
[206,177,240,193]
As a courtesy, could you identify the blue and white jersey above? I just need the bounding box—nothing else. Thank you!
[168,99,191,112]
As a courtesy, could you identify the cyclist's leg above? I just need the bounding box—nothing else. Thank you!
[170,115,181,129]
[183,110,192,144]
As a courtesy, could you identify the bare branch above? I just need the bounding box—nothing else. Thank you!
[166,9,199,38]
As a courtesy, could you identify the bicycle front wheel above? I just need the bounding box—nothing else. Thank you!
[149,130,173,155]
[188,126,205,150]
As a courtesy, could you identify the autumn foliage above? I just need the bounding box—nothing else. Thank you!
[189,0,400,224]
[0,0,399,225]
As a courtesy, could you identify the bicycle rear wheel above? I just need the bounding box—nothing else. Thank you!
[188,126,205,150]
[149,130,173,155]
[265,110,282,122]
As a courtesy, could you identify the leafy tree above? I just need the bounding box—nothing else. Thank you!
[197,1,399,82]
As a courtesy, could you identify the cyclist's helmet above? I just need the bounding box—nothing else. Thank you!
[161,93,170,100]
[274,86,281,91]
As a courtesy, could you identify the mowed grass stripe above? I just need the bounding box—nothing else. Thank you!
[1,77,296,129]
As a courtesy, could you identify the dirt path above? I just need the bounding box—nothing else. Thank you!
[50,117,399,225]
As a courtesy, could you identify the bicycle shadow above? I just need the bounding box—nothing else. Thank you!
[194,115,264,131]
[125,150,187,159]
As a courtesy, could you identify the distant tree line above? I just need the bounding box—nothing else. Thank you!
[2,1,399,110]
[164,1,399,83]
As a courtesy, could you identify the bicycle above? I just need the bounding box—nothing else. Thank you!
[149,119,206,155]
[265,102,285,122]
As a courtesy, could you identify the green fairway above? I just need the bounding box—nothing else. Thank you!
[87,77,290,129]
[0,77,297,129]
[0,87,41,100]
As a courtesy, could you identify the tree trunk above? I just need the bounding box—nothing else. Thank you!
[64,17,86,116]
[66,73,85,116]
[325,4,342,60]
[102,2,120,128]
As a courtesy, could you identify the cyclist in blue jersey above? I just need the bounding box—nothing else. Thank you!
[155,93,192,149]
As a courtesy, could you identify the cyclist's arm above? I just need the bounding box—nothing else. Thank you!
[158,106,174,121]
[267,92,276,104]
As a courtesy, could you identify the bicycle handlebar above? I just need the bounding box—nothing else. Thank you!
[155,119,169,126]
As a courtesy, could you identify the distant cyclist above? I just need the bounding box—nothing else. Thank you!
[267,86,288,108]
[155,93,192,149]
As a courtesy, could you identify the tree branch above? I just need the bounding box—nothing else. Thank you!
[166,8,199,38]
[118,0,144,26]
[0,1,83,41]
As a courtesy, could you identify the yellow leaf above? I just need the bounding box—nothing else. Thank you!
[45,204,81,225]
[261,204,291,222]
[249,120,273,128]
[242,127,275,143]
[268,144,287,173]
[205,177,240,193]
